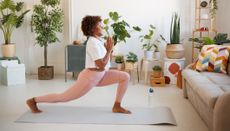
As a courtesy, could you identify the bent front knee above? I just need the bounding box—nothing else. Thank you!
[121,72,130,82]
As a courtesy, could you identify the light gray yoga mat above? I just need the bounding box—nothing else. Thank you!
[16,106,177,125]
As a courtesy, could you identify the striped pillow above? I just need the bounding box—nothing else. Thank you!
[196,45,230,73]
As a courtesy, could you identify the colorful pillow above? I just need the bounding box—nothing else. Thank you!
[195,45,230,73]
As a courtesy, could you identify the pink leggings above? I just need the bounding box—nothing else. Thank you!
[35,69,130,103]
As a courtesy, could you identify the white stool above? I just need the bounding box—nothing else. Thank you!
[0,60,26,86]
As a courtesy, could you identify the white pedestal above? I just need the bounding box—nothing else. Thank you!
[164,57,185,84]
[0,60,26,86]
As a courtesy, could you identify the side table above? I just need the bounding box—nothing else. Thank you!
[164,57,185,84]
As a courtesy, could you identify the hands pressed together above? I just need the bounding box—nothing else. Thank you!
[105,37,114,53]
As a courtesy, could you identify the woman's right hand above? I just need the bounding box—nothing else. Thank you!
[105,37,114,52]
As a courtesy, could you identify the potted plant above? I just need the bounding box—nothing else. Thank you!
[125,52,138,70]
[151,65,162,78]
[115,55,124,70]
[164,13,184,59]
[32,0,64,80]
[0,0,30,57]
[140,25,161,60]
[103,11,141,46]
[189,33,230,51]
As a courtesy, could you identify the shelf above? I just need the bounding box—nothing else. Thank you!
[196,18,211,20]
[193,29,217,32]
[196,7,211,9]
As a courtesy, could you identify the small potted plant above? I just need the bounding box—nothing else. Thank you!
[0,0,30,57]
[152,65,162,78]
[163,13,184,59]
[125,52,138,70]
[140,25,161,60]
[115,55,124,70]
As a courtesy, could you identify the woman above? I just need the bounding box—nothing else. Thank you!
[26,16,131,114]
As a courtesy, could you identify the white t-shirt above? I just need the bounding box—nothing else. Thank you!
[85,36,110,70]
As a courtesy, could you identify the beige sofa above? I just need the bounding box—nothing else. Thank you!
[182,63,230,131]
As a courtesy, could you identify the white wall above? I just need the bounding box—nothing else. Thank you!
[4,0,219,75]
[217,0,230,36]
[71,0,194,65]
[0,0,70,75]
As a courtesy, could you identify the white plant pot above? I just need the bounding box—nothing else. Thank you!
[154,52,161,60]
[144,50,153,60]
[117,63,123,70]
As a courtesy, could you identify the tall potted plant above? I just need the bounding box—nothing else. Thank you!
[32,0,64,80]
[0,0,30,57]
[165,13,184,59]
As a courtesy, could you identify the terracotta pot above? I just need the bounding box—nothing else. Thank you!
[38,66,54,80]
[1,44,16,57]
[166,44,184,59]
[152,71,162,78]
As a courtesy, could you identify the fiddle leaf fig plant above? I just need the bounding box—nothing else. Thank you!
[0,0,30,44]
[140,24,161,52]
[103,11,141,46]
[32,0,64,67]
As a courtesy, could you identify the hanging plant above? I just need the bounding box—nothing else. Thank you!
[209,0,218,19]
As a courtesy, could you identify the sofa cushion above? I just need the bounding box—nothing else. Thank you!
[201,72,230,85]
[182,69,224,109]
[219,85,230,92]
[195,45,230,73]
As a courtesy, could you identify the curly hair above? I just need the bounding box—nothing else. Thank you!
[81,16,102,36]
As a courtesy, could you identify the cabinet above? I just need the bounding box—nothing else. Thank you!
[192,0,217,62]
[65,45,86,82]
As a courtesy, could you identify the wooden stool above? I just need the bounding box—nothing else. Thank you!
[150,77,165,87]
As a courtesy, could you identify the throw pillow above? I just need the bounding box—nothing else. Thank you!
[195,45,230,73]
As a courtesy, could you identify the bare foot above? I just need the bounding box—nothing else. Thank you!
[26,98,42,113]
[112,106,131,114]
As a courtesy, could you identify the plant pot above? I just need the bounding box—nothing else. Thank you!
[154,52,161,60]
[38,66,54,80]
[125,62,137,70]
[144,50,153,60]
[1,44,16,57]
[151,71,162,78]
[117,63,124,70]
[166,44,184,59]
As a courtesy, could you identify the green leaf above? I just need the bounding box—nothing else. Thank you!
[103,18,109,25]
[150,24,156,29]
[133,26,141,31]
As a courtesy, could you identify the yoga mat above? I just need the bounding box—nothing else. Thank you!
[16,106,177,125]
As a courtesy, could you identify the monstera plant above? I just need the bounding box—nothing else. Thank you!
[32,0,64,80]
[0,0,30,57]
